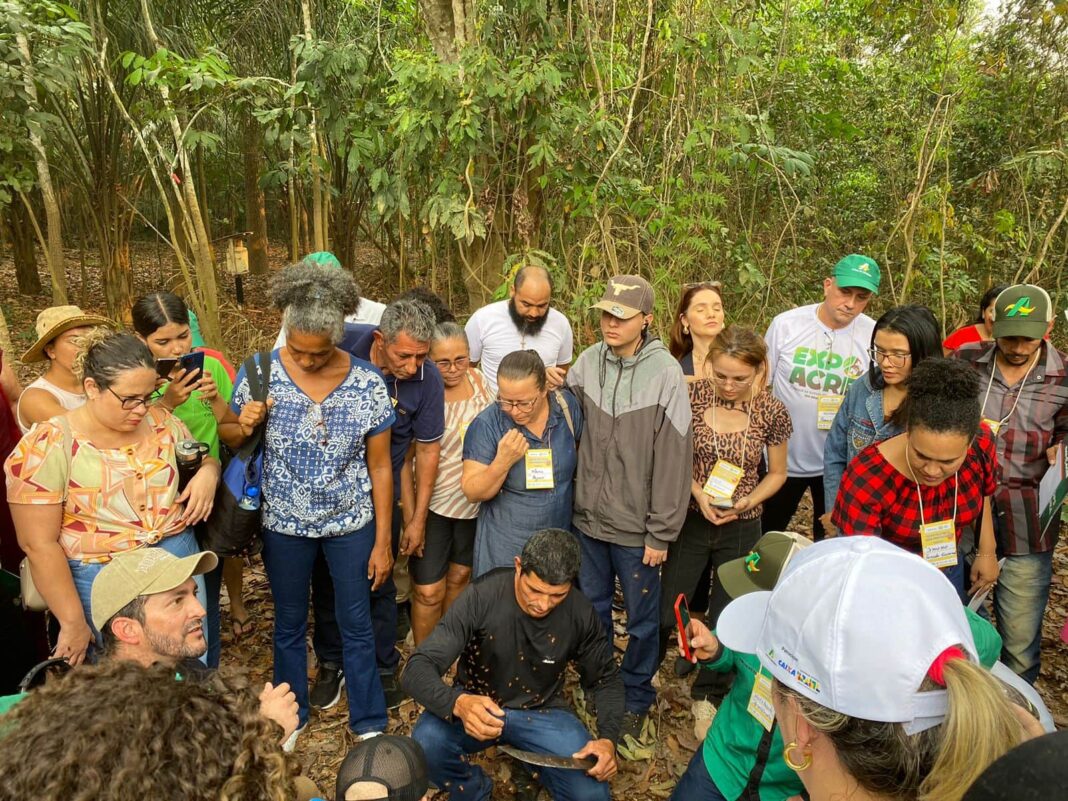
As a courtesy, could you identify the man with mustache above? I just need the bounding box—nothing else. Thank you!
[91,548,302,750]
[465,265,574,392]
[952,283,1068,684]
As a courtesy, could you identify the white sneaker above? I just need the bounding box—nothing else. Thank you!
[359,731,382,741]
[692,699,717,741]
[282,723,307,753]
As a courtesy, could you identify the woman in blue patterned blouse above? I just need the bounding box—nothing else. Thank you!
[230,261,394,749]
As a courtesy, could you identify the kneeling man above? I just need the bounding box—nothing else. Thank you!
[401,528,622,801]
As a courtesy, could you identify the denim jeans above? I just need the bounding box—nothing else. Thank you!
[577,532,660,713]
[669,750,730,801]
[993,551,1054,683]
[412,706,610,801]
[312,505,401,672]
[69,528,207,661]
[261,524,386,734]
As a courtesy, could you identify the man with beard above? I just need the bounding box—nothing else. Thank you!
[91,548,303,750]
[952,283,1068,684]
[465,265,574,392]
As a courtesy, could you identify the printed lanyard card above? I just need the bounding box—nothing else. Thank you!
[747,670,776,731]
[525,449,555,489]
[703,459,743,501]
[920,519,958,568]
[459,420,471,445]
[816,394,844,430]
[982,418,1002,436]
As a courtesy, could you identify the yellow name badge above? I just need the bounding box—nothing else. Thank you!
[459,420,471,445]
[816,394,844,430]
[703,459,743,502]
[747,670,776,731]
[982,418,1001,436]
[920,519,958,568]
[525,448,555,489]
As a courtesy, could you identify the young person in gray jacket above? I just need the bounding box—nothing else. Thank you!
[566,275,693,748]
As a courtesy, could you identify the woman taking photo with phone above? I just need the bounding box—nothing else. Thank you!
[4,331,220,666]
[131,292,248,666]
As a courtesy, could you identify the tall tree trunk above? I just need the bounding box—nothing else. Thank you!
[16,31,67,304]
[7,204,42,295]
[243,114,270,274]
[300,0,326,252]
[101,241,132,320]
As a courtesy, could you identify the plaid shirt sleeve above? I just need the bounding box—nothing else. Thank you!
[831,445,888,539]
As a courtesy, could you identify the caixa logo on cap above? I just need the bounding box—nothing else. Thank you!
[769,646,822,694]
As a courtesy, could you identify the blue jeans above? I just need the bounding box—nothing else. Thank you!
[670,750,729,801]
[69,529,208,661]
[261,524,386,733]
[577,532,660,713]
[993,551,1054,683]
[412,707,609,801]
[203,561,223,668]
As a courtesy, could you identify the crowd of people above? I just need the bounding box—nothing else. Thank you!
[0,249,1066,801]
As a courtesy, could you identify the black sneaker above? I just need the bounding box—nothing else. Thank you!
[309,663,345,709]
[620,710,648,742]
[380,669,409,710]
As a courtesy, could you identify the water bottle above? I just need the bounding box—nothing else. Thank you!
[238,485,261,511]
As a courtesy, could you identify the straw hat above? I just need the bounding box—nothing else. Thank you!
[21,305,115,364]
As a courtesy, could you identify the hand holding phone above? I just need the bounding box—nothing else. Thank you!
[179,351,205,380]
[674,594,694,661]
[155,357,179,379]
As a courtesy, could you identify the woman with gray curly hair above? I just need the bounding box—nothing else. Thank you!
[229,261,395,749]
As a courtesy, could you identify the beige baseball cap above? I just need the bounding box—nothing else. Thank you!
[590,275,654,319]
[91,548,218,632]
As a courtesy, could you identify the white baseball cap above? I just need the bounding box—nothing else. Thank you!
[717,537,976,734]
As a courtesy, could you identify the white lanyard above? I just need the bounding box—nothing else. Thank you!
[980,349,1040,433]
[710,384,752,471]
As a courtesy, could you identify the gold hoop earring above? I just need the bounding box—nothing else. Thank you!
[783,742,812,772]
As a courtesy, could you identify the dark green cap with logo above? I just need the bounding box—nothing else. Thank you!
[833,254,881,294]
[992,284,1053,340]
[718,531,812,599]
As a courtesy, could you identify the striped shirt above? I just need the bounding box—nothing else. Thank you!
[429,370,493,519]
[953,341,1068,554]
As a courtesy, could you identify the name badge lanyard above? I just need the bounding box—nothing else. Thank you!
[704,384,752,500]
[905,446,959,569]
[523,413,555,490]
[812,318,856,429]
[979,349,1040,435]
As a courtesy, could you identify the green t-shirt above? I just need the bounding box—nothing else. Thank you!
[0,693,25,716]
[168,355,233,460]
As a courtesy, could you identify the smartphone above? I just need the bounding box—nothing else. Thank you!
[674,594,694,661]
[155,357,179,379]
[179,351,205,380]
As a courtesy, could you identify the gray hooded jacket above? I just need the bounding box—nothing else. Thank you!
[567,336,692,549]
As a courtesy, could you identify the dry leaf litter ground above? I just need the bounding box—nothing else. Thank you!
[2,244,1066,799]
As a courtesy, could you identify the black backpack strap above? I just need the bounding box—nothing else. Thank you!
[236,351,272,459]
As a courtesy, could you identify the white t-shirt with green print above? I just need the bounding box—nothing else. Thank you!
[764,303,875,477]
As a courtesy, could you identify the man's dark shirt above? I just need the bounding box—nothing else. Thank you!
[340,323,445,493]
[401,568,625,742]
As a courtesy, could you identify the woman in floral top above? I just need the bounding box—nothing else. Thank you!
[658,326,792,699]
[5,332,220,666]
[230,261,394,747]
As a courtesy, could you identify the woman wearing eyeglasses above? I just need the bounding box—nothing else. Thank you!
[669,282,726,381]
[831,358,1001,598]
[823,305,942,520]
[658,326,791,722]
[4,331,220,666]
[409,323,494,644]
[461,349,583,577]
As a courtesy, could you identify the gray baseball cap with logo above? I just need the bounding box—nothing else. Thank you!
[590,275,655,320]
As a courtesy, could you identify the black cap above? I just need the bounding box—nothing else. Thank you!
[962,730,1067,801]
[335,735,429,801]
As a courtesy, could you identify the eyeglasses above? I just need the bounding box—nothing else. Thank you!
[496,397,539,412]
[712,374,755,388]
[434,357,470,372]
[868,348,912,368]
[107,387,154,411]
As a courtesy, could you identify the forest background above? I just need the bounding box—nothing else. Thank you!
[1,0,1067,354]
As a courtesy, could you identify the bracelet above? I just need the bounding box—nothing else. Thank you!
[976,552,997,559]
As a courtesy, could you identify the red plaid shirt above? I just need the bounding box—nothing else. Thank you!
[831,429,999,555]
[953,341,1068,555]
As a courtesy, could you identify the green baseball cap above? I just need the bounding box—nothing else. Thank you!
[718,531,812,599]
[303,251,342,269]
[833,254,881,294]
[992,284,1053,340]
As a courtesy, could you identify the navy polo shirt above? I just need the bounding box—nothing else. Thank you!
[341,323,445,492]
